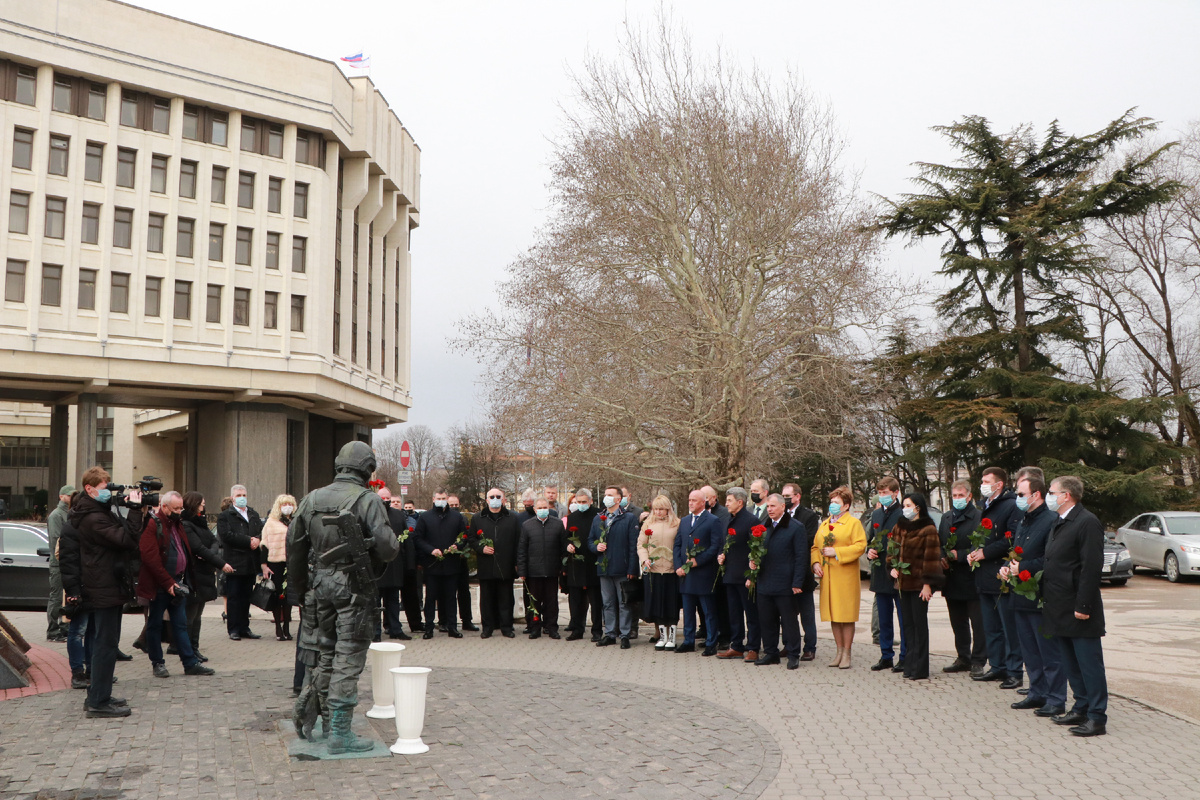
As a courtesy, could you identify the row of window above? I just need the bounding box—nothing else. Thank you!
[1,59,326,167]
[3,259,305,331]
[9,192,308,270]
[12,128,311,215]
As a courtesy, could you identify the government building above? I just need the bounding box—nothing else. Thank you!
[0,0,420,513]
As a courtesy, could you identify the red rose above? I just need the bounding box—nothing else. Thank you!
[1004,530,1012,539]
[950,527,957,533]
[533,615,540,622]
[1014,546,1024,555]
[751,530,764,538]
[981,519,993,530]
[644,529,653,536]
[1018,570,1032,582]
[693,538,700,545]
[600,515,607,522]
[728,528,736,536]
[873,523,880,529]
[569,526,578,533]
[750,525,767,537]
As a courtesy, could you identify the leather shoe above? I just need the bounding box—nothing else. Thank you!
[701,646,718,657]
[547,631,561,640]
[566,631,583,641]
[422,630,434,640]
[462,622,480,632]
[743,650,759,663]
[194,651,209,663]
[786,656,800,670]
[1017,688,1030,695]
[1069,719,1106,737]
[891,660,906,673]
[394,630,413,641]
[595,636,616,647]
[528,630,541,640]
[480,630,493,639]
[228,633,241,641]
[502,630,516,638]
[1011,696,1045,710]
[999,676,1024,690]
[115,650,133,662]
[870,658,894,672]
[447,629,463,639]
[239,630,262,640]
[716,648,743,659]
[754,654,781,666]
[1035,705,1066,718]
[942,658,971,673]
[620,638,631,649]
[184,664,215,676]
[674,642,695,653]
[1053,710,1087,726]
[85,703,131,718]
[800,652,816,662]
[972,668,1005,682]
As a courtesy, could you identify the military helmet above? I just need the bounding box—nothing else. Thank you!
[335,440,377,477]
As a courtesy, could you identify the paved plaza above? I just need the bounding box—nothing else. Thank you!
[2,577,1199,800]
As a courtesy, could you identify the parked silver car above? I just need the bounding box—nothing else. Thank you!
[0,522,51,607]
[1115,511,1200,583]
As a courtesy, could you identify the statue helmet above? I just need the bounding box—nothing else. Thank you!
[335,440,377,478]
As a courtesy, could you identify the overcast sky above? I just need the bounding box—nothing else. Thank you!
[130,0,1200,437]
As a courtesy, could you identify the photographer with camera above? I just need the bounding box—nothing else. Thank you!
[70,467,143,718]
[136,490,215,679]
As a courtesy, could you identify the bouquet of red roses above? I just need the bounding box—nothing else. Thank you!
[745,524,768,598]
[1007,566,1042,606]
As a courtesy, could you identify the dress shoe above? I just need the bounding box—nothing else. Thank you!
[716,649,743,659]
[1017,688,1030,696]
[447,629,463,639]
[972,669,1005,682]
[1069,719,1106,737]
[372,634,382,643]
[462,622,479,632]
[891,660,906,673]
[787,656,800,670]
[1052,710,1087,726]
[800,652,815,662]
[86,703,131,718]
[674,642,695,653]
[502,630,516,638]
[167,645,179,655]
[71,672,90,690]
[422,630,434,640]
[194,651,209,663]
[596,636,616,647]
[870,658,894,672]
[152,662,170,679]
[239,630,262,640]
[47,634,68,643]
[999,676,1023,690]
[185,664,215,676]
[590,633,602,643]
[701,645,718,657]
[969,665,986,678]
[228,633,242,641]
[520,626,530,635]
[716,640,729,651]
[942,658,971,673]
[480,631,493,639]
[743,650,759,663]
[1035,705,1066,718]
[394,631,413,641]
[1011,696,1045,710]
[439,624,449,633]
[115,650,133,662]
[547,631,561,640]
[620,638,631,650]
[755,654,781,666]
[566,631,583,641]
[528,630,541,640]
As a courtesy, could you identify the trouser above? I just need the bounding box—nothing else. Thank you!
[380,587,403,635]
[312,570,373,712]
[147,589,198,668]
[980,593,1022,676]
[797,587,817,654]
[293,642,307,691]
[225,574,254,635]
[1058,635,1108,724]
[401,570,424,630]
[757,592,801,659]
[566,586,590,633]
[725,582,761,652]
[67,611,94,673]
[47,567,67,638]
[525,577,559,634]
[456,570,473,623]
[898,590,930,678]
[587,583,603,635]
[186,598,207,653]
[997,592,1024,678]
[86,605,124,709]
[423,573,459,632]
[1014,610,1067,706]
[682,592,718,648]
[268,561,291,627]
[599,576,633,639]
[946,597,986,666]
[875,592,906,660]
[479,579,516,633]
[871,599,880,643]
[713,583,731,644]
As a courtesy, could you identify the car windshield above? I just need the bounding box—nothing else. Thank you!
[1166,517,1200,536]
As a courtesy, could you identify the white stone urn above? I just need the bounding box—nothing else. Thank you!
[365,642,405,719]
[389,666,431,754]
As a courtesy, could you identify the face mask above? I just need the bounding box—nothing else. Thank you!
[568,503,578,513]
[170,512,182,521]
[878,494,893,507]
[902,507,917,521]
[603,496,616,509]
[980,484,994,499]
[785,497,796,509]
[828,501,842,517]
[619,497,629,509]
[536,508,549,520]
[488,498,503,510]
[96,488,112,504]
[234,497,248,509]
[281,505,295,516]
[952,498,968,511]
[434,500,447,509]
[1045,492,1061,512]
[750,492,762,505]
[1015,495,1030,512]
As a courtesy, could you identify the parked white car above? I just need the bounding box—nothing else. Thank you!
[1115,511,1200,583]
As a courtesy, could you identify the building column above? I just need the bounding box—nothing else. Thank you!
[73,395,98,476]
[186,410,200,494]
[48,405,69,490]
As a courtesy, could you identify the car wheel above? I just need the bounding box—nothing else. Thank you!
[1107,578,1128,586]
[1165,552,1181,583]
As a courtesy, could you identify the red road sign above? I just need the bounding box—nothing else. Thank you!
[400,440,411,469]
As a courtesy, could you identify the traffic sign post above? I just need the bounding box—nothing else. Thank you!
[396,469,413,485]
[399,486,408,496]
[400,440,411,469]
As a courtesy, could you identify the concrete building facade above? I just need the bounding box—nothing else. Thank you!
[0,0,420,510]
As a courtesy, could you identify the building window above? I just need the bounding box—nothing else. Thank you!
[240,116,285,157]
[238,171,255,209]
[113,207,133,249]
[296,130,325,168]
[208,223,225,262]
[84,142,103,182]
[177,218,195,259]
[5,260,26,303]
[264,291,279,329]
[211,166,227,204]
[173,280,191,320]
[110,272,130,314]
[183,104,227,146]
[206,284,222,323]
[292,236,307,273]
[9,191,29,234]
[151,97,170,134]
[145,276,162,317]
[233,287,250,326]
[120,91,139,126]
[267,177,282,213]
[151,154,169,193]
[41,265,62,307]
[116,147,136,188]
[14,65,36,105]
[294,182,309,218]
[120,90,170,132]
[266,123,284,158]
[81,202,100,245]
[240,117,257,152]
[12,128,34,170]
[52,74,73,112]
[86,83,106,120]
[266,232,280,269]
[147,212,165,253]
[44,197,66,240]
[48,135,70,176]
[78,269,96,310]
[235,227,253,266]
[180,160,197,199]
[291,295,305,332]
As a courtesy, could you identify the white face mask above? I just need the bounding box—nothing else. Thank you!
[1045,492,1061,512]
[603,496,617,509]
[434,499,448,509]
[980,483,995,498]
[281,505,295,516]
[488,498,503,510]
[902,507,917,521]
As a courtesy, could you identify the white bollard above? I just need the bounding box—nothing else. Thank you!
[389,666,431,754]
[365,642,406,719]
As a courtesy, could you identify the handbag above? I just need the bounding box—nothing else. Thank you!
[250,577,279,612]
[620,576,643,605]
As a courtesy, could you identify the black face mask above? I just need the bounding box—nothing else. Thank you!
[170,512,181,521]
[785,497,796,509]
[750,492,762,504]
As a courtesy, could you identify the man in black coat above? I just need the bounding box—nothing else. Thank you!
[967,467,1022,687]
[717,488,761,662]
[783,483,820,660]
[414,489,468,638]
[865,477,905,671]
[702,485,732,651]
[750,495,808,669]
[518,499,566,638]
[1042,475,1108,737]
[939,480,985,675]
[217,484,264,640]
[446,495,479,631]
[564,490,602,641]
[472,488,521,638]
[376,488,415,640]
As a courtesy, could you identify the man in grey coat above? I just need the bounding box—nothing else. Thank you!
[46,485,74,642]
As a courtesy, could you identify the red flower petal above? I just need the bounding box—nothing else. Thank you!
[693,538,700,544]
[981,519,993,529]
[1014,546,1024,555]
[1004,531,1013,538]
[1018,570,1031,582]
[873,523,880,529]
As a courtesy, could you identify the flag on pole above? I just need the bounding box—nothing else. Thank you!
[341,52,371,69]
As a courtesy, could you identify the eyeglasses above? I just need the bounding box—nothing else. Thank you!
[487,495,502,500]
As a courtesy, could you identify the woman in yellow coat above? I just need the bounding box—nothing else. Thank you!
[811,485,867,669]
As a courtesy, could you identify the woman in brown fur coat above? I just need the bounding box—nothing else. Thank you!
[889,493,944,680]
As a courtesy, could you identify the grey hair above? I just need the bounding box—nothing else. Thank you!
[574,488,593,501]
[230,484,247,495]
[751,478,769,492]
[766,493,785,506]
[160,490,182,506]
[1050,475,1084,503]
[521,488,538,503]
[726,487,748,504]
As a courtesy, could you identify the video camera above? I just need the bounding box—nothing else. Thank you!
[107,476,164,508]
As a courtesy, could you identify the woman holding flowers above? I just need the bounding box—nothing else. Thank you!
[811,485,867,669]
[888,493,943,680]
[637,495,681,650]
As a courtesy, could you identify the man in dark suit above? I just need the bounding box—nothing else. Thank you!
[1042,475,1108,737]
[673,489,723,655]
[717,487,761,662]
[749,479,770,521]
[702,485,732,651]
[782,483,819,661]
[865,477,905,671]
[414,490,468,639]
[968,467,1023,687]
[750,494,808,669]
[218,484,264,641]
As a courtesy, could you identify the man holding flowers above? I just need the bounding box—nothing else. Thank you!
[716,487,762,662]
[672,489,722,655]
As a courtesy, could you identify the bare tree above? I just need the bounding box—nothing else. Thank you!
[458,19,881,493]
[445,419,512,511]
[375,424,446,506]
